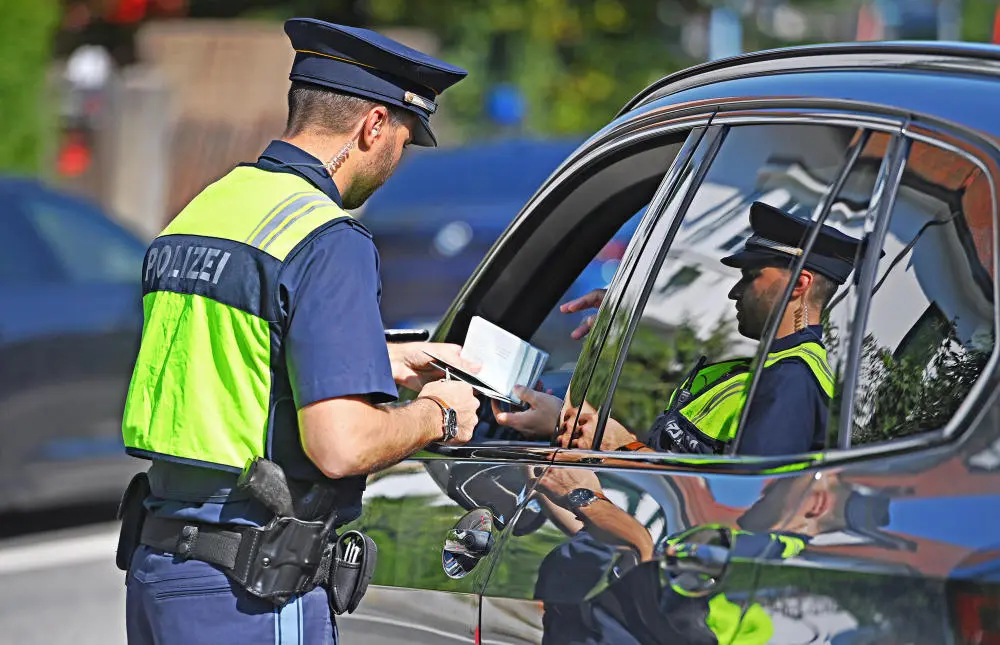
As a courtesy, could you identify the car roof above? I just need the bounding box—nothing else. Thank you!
[621,40,1000,115]
[608,40,1000,142]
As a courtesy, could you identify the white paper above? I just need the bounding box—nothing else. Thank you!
[448,316,549,404]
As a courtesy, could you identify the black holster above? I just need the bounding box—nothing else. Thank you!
[116,471,150,572]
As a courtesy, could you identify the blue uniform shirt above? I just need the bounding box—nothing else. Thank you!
[739,324,829,456]
[146,140,397,526]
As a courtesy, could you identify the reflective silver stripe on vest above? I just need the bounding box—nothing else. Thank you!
[797,346,834,384]
[260,202,333,251]
[244,191,312,244]
[689,380,745,425]
[247,194,330,248]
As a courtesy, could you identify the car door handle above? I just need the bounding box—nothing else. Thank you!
[445,528,495,557]
[663,542,730,578]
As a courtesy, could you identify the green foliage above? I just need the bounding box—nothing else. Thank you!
[852,318,992,444]
[0,0,59,175]
[362,0,695,138]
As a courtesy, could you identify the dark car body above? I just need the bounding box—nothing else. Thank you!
[336,42,1000,645]
[0,178,144,512]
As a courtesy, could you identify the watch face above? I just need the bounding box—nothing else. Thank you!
[567,488,597,508]
[444,409,458,440]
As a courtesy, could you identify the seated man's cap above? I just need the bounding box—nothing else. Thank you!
[721,201,866,285]
[284,19,468,147]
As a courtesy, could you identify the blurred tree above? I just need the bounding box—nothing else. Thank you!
[360,0,700,138]
[0,1,60,174]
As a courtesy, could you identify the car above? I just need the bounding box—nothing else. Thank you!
[0,177,145,513]
[336,42,1000,645]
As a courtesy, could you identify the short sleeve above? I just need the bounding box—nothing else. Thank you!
[739,360,828,456]
[280,222,397,407]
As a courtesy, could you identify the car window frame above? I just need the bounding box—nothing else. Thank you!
[574,106,1000,470]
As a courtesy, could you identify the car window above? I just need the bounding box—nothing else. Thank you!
[21,192,145,284]
[467,133,688,443]
[829,138,996,446]
[593,123,867,453]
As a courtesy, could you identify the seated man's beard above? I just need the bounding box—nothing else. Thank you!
[342,144,396,209]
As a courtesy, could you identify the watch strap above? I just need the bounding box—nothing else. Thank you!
[419,395,453,440]
[616,441,648,452]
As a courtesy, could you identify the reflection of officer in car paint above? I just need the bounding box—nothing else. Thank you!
[527,468,826,645]
[496,202,867,456]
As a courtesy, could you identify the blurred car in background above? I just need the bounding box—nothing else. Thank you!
[0,177,144,512]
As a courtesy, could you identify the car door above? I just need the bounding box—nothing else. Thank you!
[0,180,145,510]
[741,122,1000,643]
[338,118,694,642]
[478,113,898,644]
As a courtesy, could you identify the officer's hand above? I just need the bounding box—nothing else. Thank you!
[492,387,562,440]
[560,288,607,340]
[389,342,481,392]
[419,380,480,444]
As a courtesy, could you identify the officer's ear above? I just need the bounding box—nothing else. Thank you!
[791,268,815,300]
[359,106,389,149]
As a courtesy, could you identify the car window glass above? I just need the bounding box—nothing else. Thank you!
[596,123,864,453]
[749,131,890,447]
[21,193,144,283]
[837,139,996,446]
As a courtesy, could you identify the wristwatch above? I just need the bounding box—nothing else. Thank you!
[421,395,458,442]
[566,488,610,510]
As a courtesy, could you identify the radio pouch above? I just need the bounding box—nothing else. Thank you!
[328,530,378,614]
[116,471,151,572]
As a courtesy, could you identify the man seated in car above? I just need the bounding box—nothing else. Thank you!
[494,202,864,456]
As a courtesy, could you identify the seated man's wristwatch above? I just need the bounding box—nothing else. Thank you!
[566,487,610,511]
[421,396,458,441]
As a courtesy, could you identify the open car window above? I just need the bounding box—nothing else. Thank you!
[459,132,690,444]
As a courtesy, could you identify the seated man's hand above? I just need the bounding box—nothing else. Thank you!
[556,402,639,450]
[492,386,562,440]
[560,288,607,340]
[388,342,480,392]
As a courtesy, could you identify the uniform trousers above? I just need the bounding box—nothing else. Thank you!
[126,545,337,644]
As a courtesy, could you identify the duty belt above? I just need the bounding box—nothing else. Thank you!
[117,459,378,614]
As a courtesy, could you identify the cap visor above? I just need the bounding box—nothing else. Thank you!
[720,248,787,269]
[411,114,437,147]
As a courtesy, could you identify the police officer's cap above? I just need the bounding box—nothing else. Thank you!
[284,19,468,147]
[721,202,865,285]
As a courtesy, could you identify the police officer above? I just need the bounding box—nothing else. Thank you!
[118,19,479,644]
[496,202,865,456]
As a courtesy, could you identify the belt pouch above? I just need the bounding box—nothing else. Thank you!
[116,472,151,571]
[241,517,328,604]
[328,530,378,614]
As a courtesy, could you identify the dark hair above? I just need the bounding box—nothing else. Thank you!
[809,272,839,311]
[283,81,409,138]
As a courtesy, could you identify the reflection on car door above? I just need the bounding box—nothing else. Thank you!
[337,446,556,644]
[481,455,810,645]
